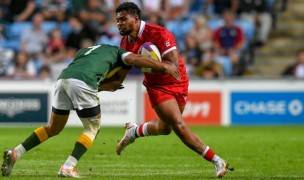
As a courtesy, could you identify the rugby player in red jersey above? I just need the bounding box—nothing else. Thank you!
[115,2,233,178]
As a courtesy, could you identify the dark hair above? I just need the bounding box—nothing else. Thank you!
[115,2,141,19]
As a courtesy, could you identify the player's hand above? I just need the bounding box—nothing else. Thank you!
[98,81,124,92]
[163,61,180,80]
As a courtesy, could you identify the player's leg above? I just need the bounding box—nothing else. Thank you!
[116,118,172,155]
[58,107,101,178]
[154,100,231,178]
[1,110,69,177]
[137,119,172,136]
[116,86,175,155]
[58,79,101,178]
[1,79,71,177]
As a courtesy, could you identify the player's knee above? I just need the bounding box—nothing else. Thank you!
[172,121,188,136]
[80,115,101,141]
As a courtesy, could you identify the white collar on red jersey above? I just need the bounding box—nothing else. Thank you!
[128,20,145,42]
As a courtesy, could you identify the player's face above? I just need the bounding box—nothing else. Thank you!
[116,11,135,36]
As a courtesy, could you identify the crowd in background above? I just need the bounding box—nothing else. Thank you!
[0,0,290,80]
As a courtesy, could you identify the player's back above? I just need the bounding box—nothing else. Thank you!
[59,44,128,88]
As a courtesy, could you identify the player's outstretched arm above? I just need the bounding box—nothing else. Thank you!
[124,53,180,80]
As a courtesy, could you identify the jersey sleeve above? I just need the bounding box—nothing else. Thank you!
[153,29,177,57]
[117,47,132,69]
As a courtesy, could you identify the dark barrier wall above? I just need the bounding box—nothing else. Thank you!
[0,93,48,123]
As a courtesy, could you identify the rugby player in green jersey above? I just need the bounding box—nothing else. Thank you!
[1,44,180,178]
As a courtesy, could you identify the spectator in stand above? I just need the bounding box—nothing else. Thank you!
[147,12,165,27]
[38,64,51,80]
[79,0,109,35]
[0,8,7,41]
[183,34,201,76]
[141,0,163,21]
[40,0,68,22]
[0,48,14,77]
[164,0,192,51]
[65,14,96,53]
[187,15,213,54]
[96,20,121,46]
[203,0,238,19]
[80,38,94,49]
[195,62,223,79]
[237,0,272,47]
[115,0,142,9]
[213,10,244,76]
[45,28,65,57]
[164,0,190,21]
[5,0,36,22]
[20,12,48,68]
[47,15,96,80]
[6,51,36,79]
[69,0,86,14]
[282,48,304,79]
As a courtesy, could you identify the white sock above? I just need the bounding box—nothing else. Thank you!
[142,123,149,136]
[15,144,26,159]
[201,146,210,157]
[212,155,221,163]
[63,155,78,169]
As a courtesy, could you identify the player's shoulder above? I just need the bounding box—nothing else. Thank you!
[143,23,174,43]
[144,23,170,34]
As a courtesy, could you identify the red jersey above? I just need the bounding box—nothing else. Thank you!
[120,21,188,86]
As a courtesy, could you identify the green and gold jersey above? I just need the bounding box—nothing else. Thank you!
[58,44,132,89]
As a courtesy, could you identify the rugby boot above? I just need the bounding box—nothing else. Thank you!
[116,122,138,155]
[1,148,17,177]
[58,166,80,178]
[213,159,234,178]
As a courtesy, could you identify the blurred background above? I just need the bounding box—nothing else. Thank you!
[0,0,303,126]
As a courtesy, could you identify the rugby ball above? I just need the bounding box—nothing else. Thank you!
[139,42,161,73]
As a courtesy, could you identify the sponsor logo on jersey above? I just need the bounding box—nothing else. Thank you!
[165,40,170,47]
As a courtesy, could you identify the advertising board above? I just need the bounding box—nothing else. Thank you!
[0,93,48,123]
[144,92,221,125]
[231,92,304,124]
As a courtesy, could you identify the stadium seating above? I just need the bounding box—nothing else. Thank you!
[2,21,71,51]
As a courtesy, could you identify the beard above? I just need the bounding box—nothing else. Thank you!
[119,28,133,36]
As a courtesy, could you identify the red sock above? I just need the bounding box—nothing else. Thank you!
[137,124,144,136]
[136,123,149,137]
[202,146,215,162]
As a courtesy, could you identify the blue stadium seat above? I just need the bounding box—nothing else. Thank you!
[41,21,57,35]
[267,0,275,6]
[166,19,194,51]
[0,39,20,51]
[236,19,255,41]
[58,22,72,39]
[189,0,206,15]
[6,22,32,41]
[207,18,223,30]
[235,19,255,49]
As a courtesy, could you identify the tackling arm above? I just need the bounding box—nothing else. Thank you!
[98,69,129,92]
[124,53,180,80]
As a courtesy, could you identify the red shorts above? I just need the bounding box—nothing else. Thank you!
[144,81,189,107]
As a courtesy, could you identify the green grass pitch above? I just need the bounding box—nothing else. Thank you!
[0,126,303,180]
